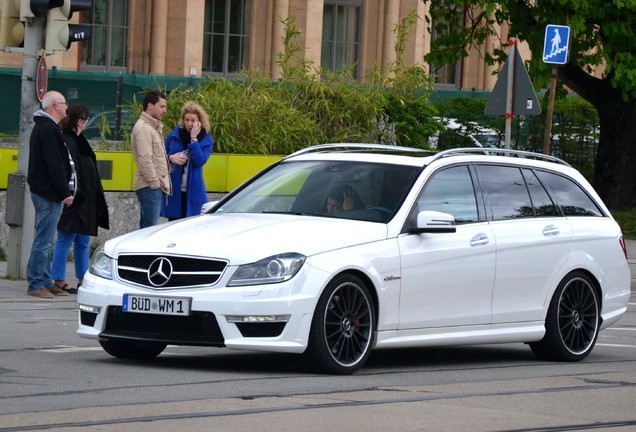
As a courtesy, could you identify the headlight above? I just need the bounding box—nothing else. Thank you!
[228,253,306,286]
[89,246,113,280]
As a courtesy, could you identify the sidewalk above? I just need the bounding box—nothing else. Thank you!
[0,260,80,302]
[1,240,635,300]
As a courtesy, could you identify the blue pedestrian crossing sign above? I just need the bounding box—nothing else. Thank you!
[543,25,571,65]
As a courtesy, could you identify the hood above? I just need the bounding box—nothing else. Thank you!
[104,214,388,265]
[32,110,56,122]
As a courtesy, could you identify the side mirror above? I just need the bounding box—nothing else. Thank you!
[411,210,456,234]
[200,201,218,214]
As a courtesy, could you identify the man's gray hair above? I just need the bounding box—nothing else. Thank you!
[41,91,62,110]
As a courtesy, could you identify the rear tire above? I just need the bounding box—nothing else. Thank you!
[305,274,375,374]
[99,339,167,360]
[530,271,600,362]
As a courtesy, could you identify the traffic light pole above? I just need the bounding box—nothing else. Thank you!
[6,17,43,279]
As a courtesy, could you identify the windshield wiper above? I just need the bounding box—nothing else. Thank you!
[261,210,323,216]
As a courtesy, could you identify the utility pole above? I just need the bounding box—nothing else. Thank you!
[7,17,43,279]
[4,0,93,279]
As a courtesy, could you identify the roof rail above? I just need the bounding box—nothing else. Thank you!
[429,148,571,167]
[286,143,431,159]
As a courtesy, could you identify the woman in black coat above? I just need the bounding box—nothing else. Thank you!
[51,105,109,294]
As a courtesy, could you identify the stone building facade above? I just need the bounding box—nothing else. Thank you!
[0,0,522,92]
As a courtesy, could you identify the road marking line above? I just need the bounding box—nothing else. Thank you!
[39,346,104,353]
[596,343,636,348]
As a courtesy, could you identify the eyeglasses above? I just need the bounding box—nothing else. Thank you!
[55,101,68,107]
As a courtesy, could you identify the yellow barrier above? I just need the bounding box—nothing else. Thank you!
[0,148,283,192]
[94,151,137,191]
[0,148,18,189]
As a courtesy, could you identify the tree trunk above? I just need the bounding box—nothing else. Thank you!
[559,64,636,210]
[594,99,636,210]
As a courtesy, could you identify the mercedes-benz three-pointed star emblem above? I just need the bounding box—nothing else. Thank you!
[147,257,173,287]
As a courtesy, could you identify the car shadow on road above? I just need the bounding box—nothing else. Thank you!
[89,344,539,375]
[364,345,538,370]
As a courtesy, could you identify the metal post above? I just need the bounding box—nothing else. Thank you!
[543,67,558,155]
[7,17,43,279]
[504,38,516,149]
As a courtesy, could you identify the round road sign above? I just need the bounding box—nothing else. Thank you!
[36,57,48,102]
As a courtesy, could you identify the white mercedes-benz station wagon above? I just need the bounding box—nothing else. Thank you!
[78,145,631,374]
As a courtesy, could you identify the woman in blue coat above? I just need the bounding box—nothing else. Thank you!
[161,101,213,220]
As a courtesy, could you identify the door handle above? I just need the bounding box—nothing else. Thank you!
[470,234,489,246]
[543,225,560,236]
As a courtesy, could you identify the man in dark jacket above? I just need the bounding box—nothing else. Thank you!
[26,91,73,299]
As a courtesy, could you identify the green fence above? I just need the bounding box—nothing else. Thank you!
[0,67,493,139]
[0,67,207,138]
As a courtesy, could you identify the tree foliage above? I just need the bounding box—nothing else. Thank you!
[423,0,636,209]
[127,14,440,154]
[368,10,441,147]
[424,0,636,99]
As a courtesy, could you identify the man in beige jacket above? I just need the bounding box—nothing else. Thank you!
[131,90,172,228]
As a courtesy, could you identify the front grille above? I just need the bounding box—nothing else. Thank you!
[117,254,228,288]
[102,306,225,346]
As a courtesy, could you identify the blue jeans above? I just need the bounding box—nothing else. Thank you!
[51,230,91,281]
[136,187,164,229]
[27,193,63,291]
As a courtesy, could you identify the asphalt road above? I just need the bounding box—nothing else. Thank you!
[0,241,634,431]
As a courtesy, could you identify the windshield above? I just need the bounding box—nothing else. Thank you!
[214,160,420,223]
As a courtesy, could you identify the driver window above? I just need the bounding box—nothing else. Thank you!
[416,165,479,224]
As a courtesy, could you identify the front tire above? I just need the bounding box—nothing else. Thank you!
[530,271,600,362]
[305,274,375,374]
[99,339,167,360]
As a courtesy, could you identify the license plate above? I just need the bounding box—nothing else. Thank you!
[122,294,191,316]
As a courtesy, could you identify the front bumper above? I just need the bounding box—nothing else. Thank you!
[77,268,322,354]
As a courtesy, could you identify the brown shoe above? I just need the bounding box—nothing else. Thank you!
[48,285,69,296]
[28,288,54,299]
[54,282,78,294]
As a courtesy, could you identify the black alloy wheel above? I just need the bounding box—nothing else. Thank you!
[530,271,600,362]
[306,274,375,374]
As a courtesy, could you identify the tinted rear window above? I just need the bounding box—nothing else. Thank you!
[523,169,559,217]
[534,170,604,217]
[478,165,533,220]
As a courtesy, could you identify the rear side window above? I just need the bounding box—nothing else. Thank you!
[522,169,559,216]
[534,170,604,216]
[478,165,533,220]
[417,165,479,224]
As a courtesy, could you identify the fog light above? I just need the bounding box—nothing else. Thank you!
[79,304,101,314]
[226,315,290,323]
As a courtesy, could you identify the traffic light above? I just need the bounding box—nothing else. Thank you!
[0,1,65,48]
[21,0,64,19]
[44,0,91,52]
[0,0,24,47]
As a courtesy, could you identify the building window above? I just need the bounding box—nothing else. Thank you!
[80,0,129,71]
[429,4,462,88]
[203,0,251,76]
[432,62,459,87]
[321,1,362,78]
